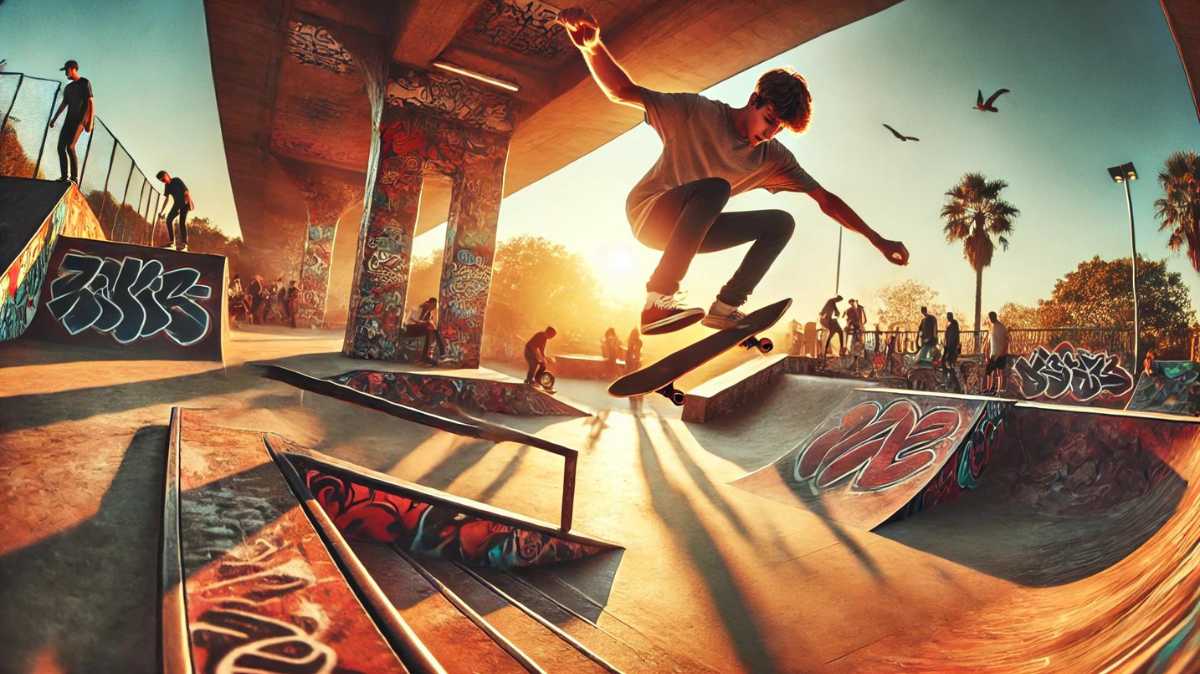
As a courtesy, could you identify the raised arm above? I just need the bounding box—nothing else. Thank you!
[556,7,644,109]
[808,186,909,266]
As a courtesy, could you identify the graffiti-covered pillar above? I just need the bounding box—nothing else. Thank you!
[286,167,360,329]
[343,63,513,363]
[440,153,508,367]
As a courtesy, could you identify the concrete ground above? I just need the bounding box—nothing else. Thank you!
[0,325,1195,673]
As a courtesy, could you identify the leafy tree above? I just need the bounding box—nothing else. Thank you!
[1153,150,1200,272]
[1037,256,1195,355]
[940,173,1020,340]
[0,121,36,178]
[874,279,945,330]
[998,302,1041,329]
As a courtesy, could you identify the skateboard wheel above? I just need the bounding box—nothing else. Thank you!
[670,390,685,405]
[758,338,774,354]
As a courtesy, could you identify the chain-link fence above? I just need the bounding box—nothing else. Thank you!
[0,71,163,245]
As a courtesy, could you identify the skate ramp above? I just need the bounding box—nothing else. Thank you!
[1126,360,1200,416]
[1,177,104,340]
[23,236,228,361]
[843,403,1200,672]
[733,389,1007,530]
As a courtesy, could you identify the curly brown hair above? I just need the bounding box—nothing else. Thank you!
[754,68,813,133]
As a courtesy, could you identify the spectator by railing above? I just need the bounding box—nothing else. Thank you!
[0,71,163,245]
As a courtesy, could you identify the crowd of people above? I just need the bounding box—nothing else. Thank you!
[228,275,301,328]
[809,296,1012,393]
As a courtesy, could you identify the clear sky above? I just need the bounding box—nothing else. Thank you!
[0,0,238,233]
[2,0,1197,325]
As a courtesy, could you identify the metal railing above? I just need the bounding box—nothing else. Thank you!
[0,71,163,245]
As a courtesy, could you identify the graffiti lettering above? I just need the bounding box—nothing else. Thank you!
[1015,343,1133,402]
[192,608,336,674]
[46,252,212,346]
[794,400,963,491]
[286,21,353,74]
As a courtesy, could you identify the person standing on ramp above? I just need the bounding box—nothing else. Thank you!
[156,170,195,252]
[48,59,93,184]
[556,7,909,336]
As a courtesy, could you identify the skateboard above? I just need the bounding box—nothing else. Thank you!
[608,298,792,405]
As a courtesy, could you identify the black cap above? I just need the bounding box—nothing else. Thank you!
[59,59,78,72]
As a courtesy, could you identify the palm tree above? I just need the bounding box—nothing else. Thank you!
[1153,150,1200,273]
[940,173,1020,347]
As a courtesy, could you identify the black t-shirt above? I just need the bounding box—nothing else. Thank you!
[62,77,93,119]
[526,331,550,353]
[945,319,960,348]
[165,177,189,207]
[919,314,938,342]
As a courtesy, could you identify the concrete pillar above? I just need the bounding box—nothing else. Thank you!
[294,176,358,328]
[439,156,507,367]
[343,63,513,364]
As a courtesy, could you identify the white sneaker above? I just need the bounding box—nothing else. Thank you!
[640,291,704,335]
[702,299,747,330]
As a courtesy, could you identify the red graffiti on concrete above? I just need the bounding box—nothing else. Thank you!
[794,400,963,491]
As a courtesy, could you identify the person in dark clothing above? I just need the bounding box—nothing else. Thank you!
[156,170,195,251]
[943,312,961,370]
[248,275,266,324]
[48,60,93,183]
[819,295,844,357]
[286,280,300,328]
[404,297,445,365]
[524,326,557,386]
[917,306,938,364]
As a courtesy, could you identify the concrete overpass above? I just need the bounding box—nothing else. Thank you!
[203,0,900,364]
[203,0,1199,366]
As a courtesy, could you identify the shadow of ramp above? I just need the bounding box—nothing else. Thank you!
[881,404,1193,586]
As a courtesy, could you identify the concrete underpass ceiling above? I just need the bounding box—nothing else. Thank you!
[1162,0,1200,125]
[204,0,902,247]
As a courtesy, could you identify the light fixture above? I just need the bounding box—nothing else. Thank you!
[432,60,520,93]
[1107,162,1137,183]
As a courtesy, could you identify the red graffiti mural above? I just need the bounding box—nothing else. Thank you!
[794,399,964,491]
[307,469,602,568]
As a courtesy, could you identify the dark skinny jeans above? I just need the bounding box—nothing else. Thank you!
[637,177,795,307]
[57,116,84,181]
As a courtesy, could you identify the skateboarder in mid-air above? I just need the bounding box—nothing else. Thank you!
[556,7,909,336]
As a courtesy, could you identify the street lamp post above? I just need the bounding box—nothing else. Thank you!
[834,227,843,295]
[1107,162,1139,364]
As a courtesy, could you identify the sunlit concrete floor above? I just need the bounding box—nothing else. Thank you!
[0,325,1190,673]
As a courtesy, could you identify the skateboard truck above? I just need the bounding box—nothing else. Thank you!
[740,336,774,354]
[655,383,686,406]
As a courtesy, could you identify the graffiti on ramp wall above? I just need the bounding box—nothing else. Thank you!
[1013,342,1133,406]
[46,251,213,346]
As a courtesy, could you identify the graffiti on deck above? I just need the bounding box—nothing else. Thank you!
[386,65,514,132]
[46,251,212,346]
[332,369,584,416]
[191,608,336,674]
[307,469,602,568]
[286,20,354,74]
[793,399,964,492]
[1014,342,1133,402]
[469,0,572,60]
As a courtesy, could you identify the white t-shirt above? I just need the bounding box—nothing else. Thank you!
[626,90,820,235]
[989,321,1009,356]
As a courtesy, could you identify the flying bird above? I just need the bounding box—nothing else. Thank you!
[882,123,919,142]
[975,88,1010,112]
